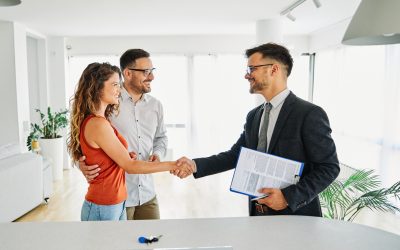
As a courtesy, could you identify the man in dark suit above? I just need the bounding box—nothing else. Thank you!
[174,43,339,217]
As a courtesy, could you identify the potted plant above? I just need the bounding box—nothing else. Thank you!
[27,107,68,181]
[319,168,400,222]
[26,124,41,151]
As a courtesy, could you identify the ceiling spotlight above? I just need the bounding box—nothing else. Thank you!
[0,0,21,7]
[312,0,321,8]
[280,0,306,15]
[286,13,296,22]
[280,0,321,21]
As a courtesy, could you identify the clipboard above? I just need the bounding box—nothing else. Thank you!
[230,147,304,198]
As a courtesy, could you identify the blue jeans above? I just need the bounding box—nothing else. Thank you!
[81,200,127,221]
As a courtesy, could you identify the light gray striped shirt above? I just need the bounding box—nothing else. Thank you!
[111,87,168,207]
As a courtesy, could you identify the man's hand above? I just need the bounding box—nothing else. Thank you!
[257,188,288,211]
[129,151,137,160]
[170,157,196,178]
[148,154,160,162]
[78,156,100,183]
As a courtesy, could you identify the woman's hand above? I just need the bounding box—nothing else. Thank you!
[171,158,195,179]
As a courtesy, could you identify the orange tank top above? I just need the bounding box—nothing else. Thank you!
[80,115,128,205]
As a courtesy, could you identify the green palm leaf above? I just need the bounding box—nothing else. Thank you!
[320,168,400,221]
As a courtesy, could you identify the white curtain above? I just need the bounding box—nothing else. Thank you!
[314,45,400,187]
[381,44,400,187]
[189,54,254,157]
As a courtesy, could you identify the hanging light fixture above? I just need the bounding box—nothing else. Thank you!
[342,0,400,45]
[0,0,21,7]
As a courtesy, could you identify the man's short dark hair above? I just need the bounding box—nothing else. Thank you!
[120,49,150,71]
[245,43,293,77]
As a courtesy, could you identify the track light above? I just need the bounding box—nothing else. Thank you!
[312,0,321,8]
[286,13,296,22]
[280,0,322,22]
[280,0,306,16]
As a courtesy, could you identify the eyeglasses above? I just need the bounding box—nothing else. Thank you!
[128,68,156,77]
[246,64,273,75]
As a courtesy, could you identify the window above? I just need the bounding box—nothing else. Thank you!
[289,54,309,100]
[314,45,400,187]
[66,52,314,218]
[150,55,189,158]
[67,55,119,105]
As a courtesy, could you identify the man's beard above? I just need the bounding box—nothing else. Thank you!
[127,80,151,94]
[250,81,265,93]
[141,83,151,93]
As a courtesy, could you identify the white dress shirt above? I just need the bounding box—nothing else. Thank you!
[111,87,168,207]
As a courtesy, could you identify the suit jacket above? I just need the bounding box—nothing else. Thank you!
[193,92,340,217]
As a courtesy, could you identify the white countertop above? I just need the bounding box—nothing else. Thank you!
[1,216,399,250]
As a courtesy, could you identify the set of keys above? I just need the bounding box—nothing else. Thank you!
[138,235,163,244]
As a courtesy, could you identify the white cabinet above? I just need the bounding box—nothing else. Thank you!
[42,158,53,202]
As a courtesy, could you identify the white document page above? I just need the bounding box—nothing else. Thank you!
[230,147,304,198]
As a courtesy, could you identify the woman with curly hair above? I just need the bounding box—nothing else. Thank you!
[67,62,189,221]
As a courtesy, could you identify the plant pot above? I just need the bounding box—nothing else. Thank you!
[39,137,64,181]
[31,140,40,151]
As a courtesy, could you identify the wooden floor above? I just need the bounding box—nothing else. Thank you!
[15,168,400,236]
[16,168,86,222]
[16,167,248,222]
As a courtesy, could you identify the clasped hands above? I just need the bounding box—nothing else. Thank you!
[170,157,196,179]
[78,153,196,182]
[126,153,196,179]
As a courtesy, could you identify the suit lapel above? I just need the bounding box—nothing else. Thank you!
[250,105,264,149]
[268,92,297,153]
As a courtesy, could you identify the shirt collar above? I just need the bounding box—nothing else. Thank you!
[265,88,290,109]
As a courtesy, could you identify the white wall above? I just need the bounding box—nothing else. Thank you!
[13,23,30,151]
[15,24,31,151]
[0,21,30,150]
[66,35,255,56]
[47,37,69,110]
[309,18,351,52]
[0,21,19,146]
[27,37,41,124]
[26,30,50,115]
[47,37,70,169]
[65,35,309,56]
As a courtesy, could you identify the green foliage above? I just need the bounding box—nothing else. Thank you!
[26,123,41,151]
[319,169,400,221]
[26,107,69,151]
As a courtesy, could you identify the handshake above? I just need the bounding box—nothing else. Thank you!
[170,157,196,179]
[78,154,196,182]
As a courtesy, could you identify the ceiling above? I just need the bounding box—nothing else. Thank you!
[0,0,361,37]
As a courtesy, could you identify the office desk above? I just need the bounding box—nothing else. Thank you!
[1,216,399,250]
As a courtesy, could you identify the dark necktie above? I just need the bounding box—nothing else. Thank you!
[257,103,272,152]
